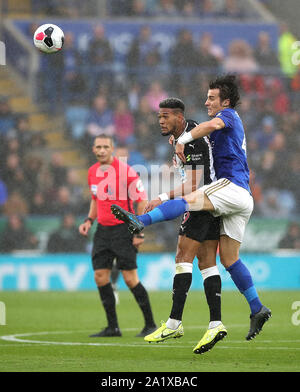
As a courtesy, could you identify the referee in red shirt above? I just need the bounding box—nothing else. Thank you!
[79,134,156,337]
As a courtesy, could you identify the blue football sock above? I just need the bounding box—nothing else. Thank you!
[226,259,262,315]
[138,199,188,227]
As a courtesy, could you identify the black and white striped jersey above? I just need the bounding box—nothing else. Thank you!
[172,119,216,186]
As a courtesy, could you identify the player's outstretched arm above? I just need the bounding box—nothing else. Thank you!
[144,168,202,213]
[175,118,225,162]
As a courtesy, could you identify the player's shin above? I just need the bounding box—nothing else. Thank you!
[138,198,189,227]
[167,262,193,329]
[201,266,222,328]
[226,258,262,315]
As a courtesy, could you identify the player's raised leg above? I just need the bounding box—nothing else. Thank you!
[110,190,212,234]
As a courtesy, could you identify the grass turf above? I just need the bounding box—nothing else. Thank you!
[0,290,299,372]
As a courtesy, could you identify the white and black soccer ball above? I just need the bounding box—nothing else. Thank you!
[33,24,64,54]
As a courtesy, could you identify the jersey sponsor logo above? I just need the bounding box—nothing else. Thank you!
[190,153,203,161]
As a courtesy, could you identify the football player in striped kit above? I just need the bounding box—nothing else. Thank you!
[114,98,226,353]
[111,76,271,351]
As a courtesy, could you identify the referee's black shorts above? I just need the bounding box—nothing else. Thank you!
[179,211,220,242]
[92,223,137,271]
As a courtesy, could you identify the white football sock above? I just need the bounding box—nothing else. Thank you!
[208,321,222,329]
[166,318,181,329]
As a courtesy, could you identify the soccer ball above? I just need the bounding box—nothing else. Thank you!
[33,24,64,54]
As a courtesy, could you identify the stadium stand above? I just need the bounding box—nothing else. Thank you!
[0,0,300,253]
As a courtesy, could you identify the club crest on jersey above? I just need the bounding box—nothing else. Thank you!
[182,212,190,224]
[136,179,145,192]
[180,212,190,231]
[91,184,97,196]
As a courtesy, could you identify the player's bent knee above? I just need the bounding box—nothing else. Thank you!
[219,252,239,268]
[219,236,240,268]
[196,240,218,270]
[184,190,208,212]
[219,255,237,269]
[197,258,216,270]
[197,251,217,270]
[175,247,195,263]
[175,248,184,263]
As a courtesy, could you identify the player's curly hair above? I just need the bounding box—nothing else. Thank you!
[159,98,185,112]
[209,74,240,108]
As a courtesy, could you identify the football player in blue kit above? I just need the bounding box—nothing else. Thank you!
[111,75,271,350]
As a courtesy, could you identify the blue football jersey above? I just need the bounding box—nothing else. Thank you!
[209,108,250,192]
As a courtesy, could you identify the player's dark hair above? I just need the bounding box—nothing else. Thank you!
[209,74,240,108]
[159,98,185,113]
[94,134,114,145]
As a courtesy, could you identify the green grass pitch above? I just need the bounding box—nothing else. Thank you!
[0,290,299,372]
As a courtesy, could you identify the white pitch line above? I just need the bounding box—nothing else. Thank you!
[215,346,300,351]
[1,330,300,350]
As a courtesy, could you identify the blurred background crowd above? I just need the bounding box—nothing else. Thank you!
[21,0,260,20]
[1,0,300,252]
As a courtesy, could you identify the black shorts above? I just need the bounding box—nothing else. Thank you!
[179,211,220,243]
[92,223,137,271]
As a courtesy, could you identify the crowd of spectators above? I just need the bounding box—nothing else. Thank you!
[0,104,89,218]
[5,0,258,20]
[46,24,300,223]
[107,0,257,19]
[0,97,90,254]
[2,16,300,251]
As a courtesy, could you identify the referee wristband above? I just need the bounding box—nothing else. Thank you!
[178,132,193,145]
[158,193,169,202]
[84,217,94,224]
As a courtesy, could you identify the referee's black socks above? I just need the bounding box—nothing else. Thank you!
[130,282,156,328]
[98,283,119,329]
